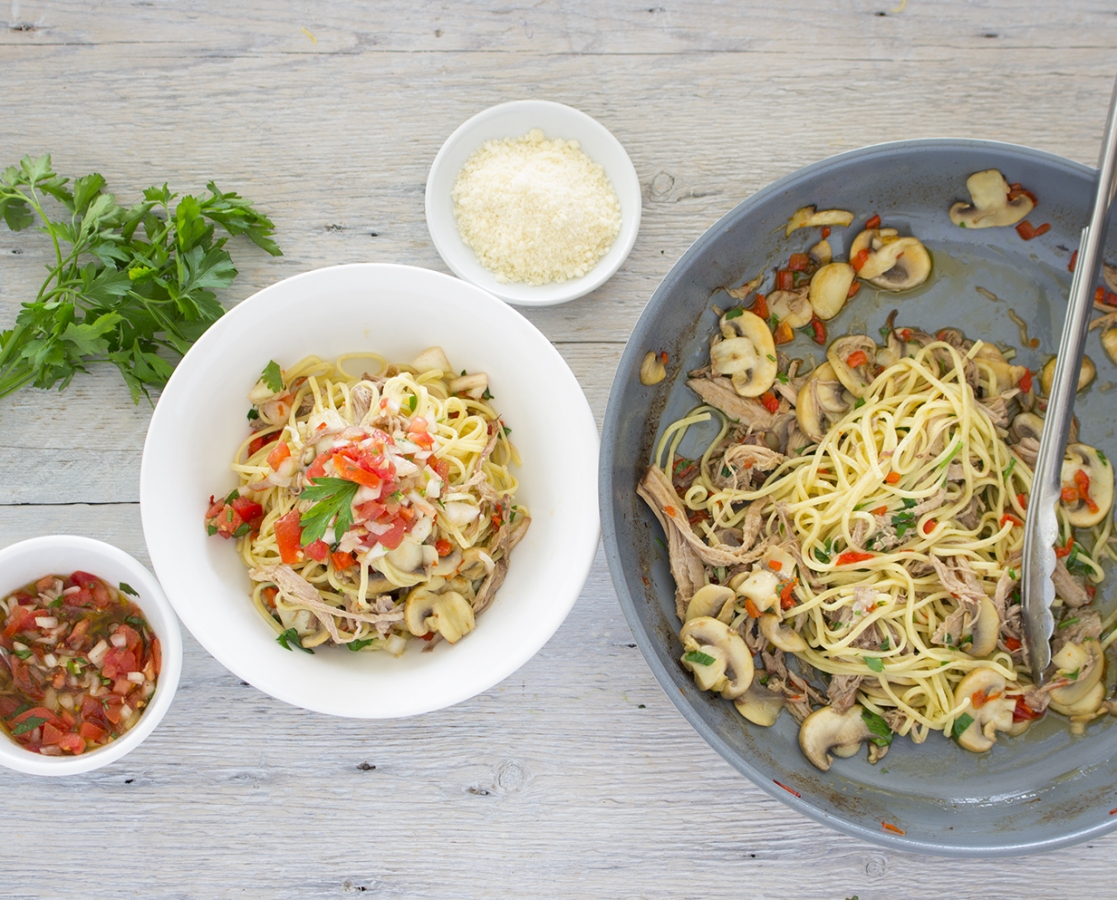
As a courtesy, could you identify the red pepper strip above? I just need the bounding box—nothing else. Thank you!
[971,689,987,709]
[779,578,799,610]
[1016,220,1041,240]
[1069,249,1078,272]
[774,780,801,798]
[1000,513,1024,528]
[1096,286,1107,305]
[1004,637,1022,651]
[881,822,906,835]
[1061,486,1079,503]
[776,269,794,292]
[435,539,453,557]
[810,316,827,345]
[788,252,811,272]
[1075,468,1098,513]
[1055,535,1074,558]
[769,560,783,572]
[845,349,868,369]
[759,391,780,414]
[852,248,871,272]
[1033,223,1051,238]
[1016,493,1028,510]
[820,226,831,238]
[922,518,936,535]
[1018,369,1032,393]
[836,551,874,566]
[743,598,761,619]
[1013,696,1043,722]
[871,506,888,516]
[847,281,861,299]
[865,214,882,230]
[751,293,768,320]
[885,472,901,484]
[247,431,280,456]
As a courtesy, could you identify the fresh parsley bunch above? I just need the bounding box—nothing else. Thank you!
[0,154,281,403]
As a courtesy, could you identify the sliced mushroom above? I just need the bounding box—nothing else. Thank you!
[448,372,489,399]
[952,668,1017,753]
[731,568,780,613]
[411,346,453,375]
[785,205,854,237]
[1041,355,1095,395]
[734,681,785,727]
[809,239,833,266]
[826,335,878,398]
[709,310,777,398]
[404,587,476,643]
[972,342,1028,397]
[679,616,754,700]
[1049,639,1105,711]
[796,361,853,442]
[1060,443,1114,527]
[966,595,1001,659]
[759,613,808,653]
[767,288,813,328]
[808,262,856,320]
[1009,411,1044,445]
[1050,681,1106,718]
[798,704,875,771]
[850,227,932,291]
[684,584,736,623]
[640,350,666,386]
[949,169,1034,229]
[1101,327,1117,365]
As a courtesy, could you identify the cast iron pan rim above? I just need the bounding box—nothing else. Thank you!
[600,137,1110,856]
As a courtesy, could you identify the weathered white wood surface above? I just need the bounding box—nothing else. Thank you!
[3,1,1117,896]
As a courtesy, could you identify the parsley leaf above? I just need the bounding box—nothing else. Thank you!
[261,360,283,393]
[861,708,893,747]
[118,582,139,597]
[299,477,359,546]
[0,155,280,404]
[864,656,885,672]
[276,628,314,654]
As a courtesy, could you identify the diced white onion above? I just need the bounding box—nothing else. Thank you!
[88,639,110,667]
[43,653,58,668]
[127,671,145,684]
[35,616,58,629]
[110,631,128,648]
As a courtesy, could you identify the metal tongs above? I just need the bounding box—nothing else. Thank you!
[1022,75,1117,684]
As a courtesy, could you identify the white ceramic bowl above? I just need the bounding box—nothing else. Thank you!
[0,536,182,776]
[425,99,642,306]
[140,263,600,718]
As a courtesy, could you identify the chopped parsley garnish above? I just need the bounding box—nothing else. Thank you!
[1058,617,1081,630]
[684,650,718,667]
[776,372,790,384]
[11,716,48,735]
[276,628,313,653]
[1098,449,1109,466]
[1003,457,1016,478]
[347,638,375,651]
[725,307,743,320]
[891,510,916,538]
[299,477,360,546]
[119,582,139,597]
[854,397,866,409]
[12,649,32,660]
[261,360,284,393]
[952,712,975,741]
[247,407,259,421]
[1065,544,1092,577]
[1065,667,1081,681]
[864,656,885,673]
[672,456,695,476]
[408,395,417,412]
[902,498,917,509]
[814,538,833,564]
[224,488,240,504]
[861,708,893,747]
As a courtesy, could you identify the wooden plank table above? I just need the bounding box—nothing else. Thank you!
[3,2,1117,896]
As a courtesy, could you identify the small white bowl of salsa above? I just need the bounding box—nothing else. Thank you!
[0,535,182,776]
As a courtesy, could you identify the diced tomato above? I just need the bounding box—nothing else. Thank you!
[114,624,143,653]
[112,677,135,696]
[1075,468,1098,513]
[865,214,882,230]
[1004,637,1022,651]
[776,269,794,292]
[435,539,453,558]
[432,457,451,482]
[275,510,304,564]
[810,316,827,345]
[333,453,383,490]
[788,253,811,272]
[871,506,888,516]
[101,648,138,679]
[1018,368,1032,393]
[1000,513,1024,528]
[247,431,280,456]
[768,560,783,572]
[3,604,38,638]
[885,471,901,484]
[355,500,387,522]
[852,248,871,272]
[261,586,278,610]
[759,391,780,414]
[267,440,291,470]
[1013,697,1043,722]
[102,696,125,725]
[230,496,264,528]
[57,732,86,755]
[922,519,936,535]
[836,551,874,566]
[772,320,794,344]
[305,452,331,483]
[71,571,99,589]
[8,658,43,700]
[304,540,330,562]
[79,721,107,743]
[751,294,769,320]
[846,349,868,368]
[330,550,358,571]
[375,520,407,551]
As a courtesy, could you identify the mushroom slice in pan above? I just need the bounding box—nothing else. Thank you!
[798,704,876,771]
[710,310,778,397]
[952,668,1017,753]
[731,567,781,614]
[1060,443,1114,527]
[767,288,813,328]
[972,342,1029,397]
[679,616,754,700]
[1040,354,1095,395]
[640,350,667,386]
[796,361,853,443]
[850,227,932,292]
[826,335,878,398]
[808,262,856,320]
[758,613,808,653]
[1102,328,1117,366]
[785,205,854,237]
[734,681,786,727]
[1048,640,1106,715]
[404,587,476,643]
[949,169,1035,229]
[966,595,1001,659]
[809,238,833,266]
[684,584,737,624]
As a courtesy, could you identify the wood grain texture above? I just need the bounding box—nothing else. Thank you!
[3,1,1117,897]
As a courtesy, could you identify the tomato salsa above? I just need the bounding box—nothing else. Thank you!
[0,572,161,756]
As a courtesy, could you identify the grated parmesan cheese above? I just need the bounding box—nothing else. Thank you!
[451,128,622,285]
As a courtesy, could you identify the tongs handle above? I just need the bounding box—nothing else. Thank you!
[1023,74,1117,684]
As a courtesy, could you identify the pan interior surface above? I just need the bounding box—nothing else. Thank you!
[601,139,1117,856]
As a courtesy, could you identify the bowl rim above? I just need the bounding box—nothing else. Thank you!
[0,535,183,777]
[425,98,642,307]
[140,261,600,718]
[600,137,1111,857]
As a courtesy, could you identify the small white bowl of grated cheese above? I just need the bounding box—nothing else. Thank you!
[425,100,641,307]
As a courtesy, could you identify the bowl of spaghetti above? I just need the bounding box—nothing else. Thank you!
[602,139,1117,855]
[141,264,599,718]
